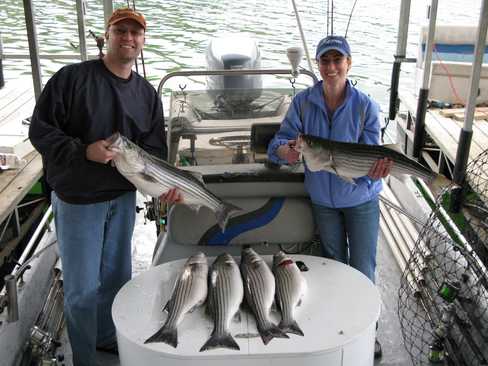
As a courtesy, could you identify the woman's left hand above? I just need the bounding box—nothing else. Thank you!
[368,158,394,180]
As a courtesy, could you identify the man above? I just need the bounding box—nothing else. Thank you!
[29,8,178,365]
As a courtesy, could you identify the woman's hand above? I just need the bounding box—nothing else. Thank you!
[160,187,183,204]
[277,140,300,165]
[368,158,394,180]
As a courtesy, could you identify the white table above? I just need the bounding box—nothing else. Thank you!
[113,255,380,366]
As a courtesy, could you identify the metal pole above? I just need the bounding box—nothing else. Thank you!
[103,0,114,29]
[413,0,438,158]
[23,0,43,100]
[0,32,5,88]
[450,0,488,212]
[76,0,88,61]
[388,0,411,120]
[290,0,315,74]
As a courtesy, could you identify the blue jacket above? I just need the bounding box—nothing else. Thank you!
[268,80,382,208]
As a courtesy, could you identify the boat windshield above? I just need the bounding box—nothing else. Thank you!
[167,87,298,167]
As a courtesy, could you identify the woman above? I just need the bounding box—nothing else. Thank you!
[267,35,392,357]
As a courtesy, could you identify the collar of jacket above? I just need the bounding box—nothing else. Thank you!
[307,79,353,114]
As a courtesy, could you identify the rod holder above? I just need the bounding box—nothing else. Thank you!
[3,275,19,323]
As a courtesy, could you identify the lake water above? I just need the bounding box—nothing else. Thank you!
[0,0,483,107]
[0,0,483,274]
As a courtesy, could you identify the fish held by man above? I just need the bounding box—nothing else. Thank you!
[240,247,289,345]
[272,251,306,336]
[200,253,244,352]
[296,134,437,184]
[144,252,208,347]
[107,132,240,230]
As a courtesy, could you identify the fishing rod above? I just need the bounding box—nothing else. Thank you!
[345,0,360,38]
[126,0,147,79]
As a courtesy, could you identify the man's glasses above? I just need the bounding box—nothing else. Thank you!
[111,27,144,38]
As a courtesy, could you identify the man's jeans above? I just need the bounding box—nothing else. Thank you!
[312,197,380,283]
[52,191,135,366]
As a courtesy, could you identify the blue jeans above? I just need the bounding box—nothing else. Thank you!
[52,191,135,366]
[312,197,379,283]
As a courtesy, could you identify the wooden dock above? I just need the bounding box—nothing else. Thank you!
[398,89,488,203]
[0,79,42,225]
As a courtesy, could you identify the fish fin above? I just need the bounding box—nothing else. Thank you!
[163,300,170,313]
[189,170,204,184]
[270,301,279,314]
[258,323,289,345]
[216,201,242,232]
[279,320,304,336]
[144,326,178,348]
[233,310,242,323]
[200,331,240,352]
[138,172,159,184]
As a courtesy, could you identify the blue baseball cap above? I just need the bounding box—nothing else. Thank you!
[315,35,351,60]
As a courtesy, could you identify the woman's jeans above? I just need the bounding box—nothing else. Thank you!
[312,197,380,283]
[52,191,135,366]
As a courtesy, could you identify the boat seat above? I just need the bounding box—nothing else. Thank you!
[167,195,314,246]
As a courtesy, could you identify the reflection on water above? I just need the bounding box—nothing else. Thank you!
[0,0,480,106]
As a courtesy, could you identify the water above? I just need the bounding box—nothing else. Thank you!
[0,0,482,107]
[0,0,483,274]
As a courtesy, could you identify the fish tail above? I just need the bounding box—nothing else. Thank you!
[216,202,242,231]
[258,323,290,345]
[144,325,178,348]
[199,331,240,352]
[279,320,304,336]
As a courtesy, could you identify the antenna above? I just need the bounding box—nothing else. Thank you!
[287,47,304,77]
[345,0,360,38]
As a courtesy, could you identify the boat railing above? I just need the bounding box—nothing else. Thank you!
[156,67,318,98]
[0,205,54,324]
[157,67,318,163]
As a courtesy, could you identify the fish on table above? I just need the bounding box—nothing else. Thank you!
[296,134,437,184]
[240,247,289,345]
[200,253,244,352]
[272,251,306,336]
[144,252,208,348]
[107,132,240,230]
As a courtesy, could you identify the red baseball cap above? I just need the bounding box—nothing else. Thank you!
[107,8,146,30]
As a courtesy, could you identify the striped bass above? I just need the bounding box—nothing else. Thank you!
[108,132,240,230]
[200,253,244,352]
[240,247,289,345]
[272,251,306,336]
[144,252,208,347]
[296,134,437,184]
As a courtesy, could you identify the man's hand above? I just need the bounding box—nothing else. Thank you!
[160,187,183,205]
[277,140,300,165]
[368,158,394,180]
[86,139,116,164]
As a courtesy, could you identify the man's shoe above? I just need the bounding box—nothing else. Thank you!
[374,339,383,359]
[96,344,119,356]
